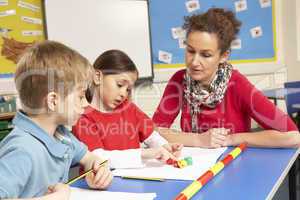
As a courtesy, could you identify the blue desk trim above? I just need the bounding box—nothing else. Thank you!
[72,147,299,200]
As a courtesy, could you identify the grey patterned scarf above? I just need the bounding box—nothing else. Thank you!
[183,62,233,133]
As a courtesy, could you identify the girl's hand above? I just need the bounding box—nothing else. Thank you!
[162,143,183,158]
[141,147,178,162]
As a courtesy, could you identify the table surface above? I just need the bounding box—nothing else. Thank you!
[292,104,300,109]
[263,88,300,99]
[72,147,300,200]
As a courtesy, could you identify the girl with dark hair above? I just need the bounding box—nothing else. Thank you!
[73,49,182,168]
[153,8,300,148]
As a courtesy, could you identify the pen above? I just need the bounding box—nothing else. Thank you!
[67,159,108,185]
[121,176,165,181]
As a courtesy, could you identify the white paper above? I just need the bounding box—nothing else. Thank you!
[259,0,271,8]
[178,38,187,49]
[250,26,263,38]
[22,30,43,36]
[113,147,227,180]
[0,9,16,17]
[18,1,40,12]
[231,38,242,49]
[158,50,172,64]
[185,0,200,13]
[235,0,247,12]
[21,16,42,25]
[171,27,186,39]
[0,27,12,35]
[0,0,8,6]
[70,187,156,200]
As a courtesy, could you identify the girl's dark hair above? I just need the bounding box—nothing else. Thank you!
[183,8,241,54]
[86,49,138,102]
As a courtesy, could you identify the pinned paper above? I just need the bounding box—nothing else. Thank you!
[18,1,40,12]
[0,0,8,6]
[22,30,43,36]
[230,38,242,49]
[171,27,186,39]
[250,26,263,38]
[259,0,271,8]
[185,0,200,13]
[21,16,42,25]
[235,0,247,12]
[0,10,16,17]
[178,38,187,49]
[158,50,172,64]
[0,27,12,36]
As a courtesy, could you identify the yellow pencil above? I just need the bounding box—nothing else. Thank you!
[121,176,165,181]
[67,160,108,185]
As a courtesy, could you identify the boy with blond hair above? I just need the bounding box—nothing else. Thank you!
[0,40,113,200]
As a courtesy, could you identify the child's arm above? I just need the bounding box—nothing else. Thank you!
[79,151,113,189]
[5,183,70,200]
[144,130,183,158]
[93,145,180,168]
[225,130,300,148]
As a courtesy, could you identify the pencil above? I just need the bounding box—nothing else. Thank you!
[121,176,165,181]
[67,159,108,185]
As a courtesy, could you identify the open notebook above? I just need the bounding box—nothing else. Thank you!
[113,147,227,180]
[70,187,156,200]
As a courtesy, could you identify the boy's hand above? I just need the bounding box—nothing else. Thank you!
[85,160,113,190]
[141,147,178,162]
[162,143,183,158]
[46,183,70,200]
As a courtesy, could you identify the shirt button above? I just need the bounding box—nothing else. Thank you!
[64,153,69,159]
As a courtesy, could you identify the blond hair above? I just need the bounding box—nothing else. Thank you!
[15,40,92,112]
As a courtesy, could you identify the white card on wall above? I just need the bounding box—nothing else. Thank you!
[0,0,8,6]
[21,16,42,24]
[235,0,247,12]
[18,1,40,12]
[259,0,271,8]
[0,9,16,17]
[185,0,200,13]
[171,27,186,39]
[158,50,172,64]
[178,38,187,49]
[230,38,242,49]
[250,26,263,38]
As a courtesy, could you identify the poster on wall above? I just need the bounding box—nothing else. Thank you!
[0,0,45,78]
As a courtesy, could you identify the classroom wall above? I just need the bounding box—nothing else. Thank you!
[282,0,300,81]
[0,1,293,120]
[133,0,289,122]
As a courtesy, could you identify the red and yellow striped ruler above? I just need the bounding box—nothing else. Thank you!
[175,143,247,200]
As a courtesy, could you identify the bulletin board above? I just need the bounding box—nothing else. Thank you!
[0,0,45,78]
[149,0,276,69]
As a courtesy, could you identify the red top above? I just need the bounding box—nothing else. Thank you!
[73,101,154,151]
[152,69,297,133]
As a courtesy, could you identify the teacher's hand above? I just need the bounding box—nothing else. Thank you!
[201,128,230,148]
